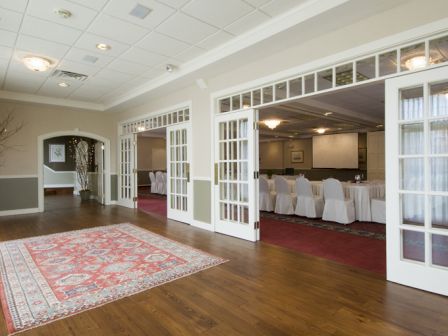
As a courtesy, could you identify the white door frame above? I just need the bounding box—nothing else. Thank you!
[166,122,193,224]
[118,133,137,208]
[37,130,111,212]
[213,108,260,242]
[386,65,448,296]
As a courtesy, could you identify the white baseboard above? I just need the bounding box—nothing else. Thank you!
[191,219,214,231]
[44,184,74,188]
[0,208,41,216]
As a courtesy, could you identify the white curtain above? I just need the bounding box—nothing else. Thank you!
[400,92,448,228]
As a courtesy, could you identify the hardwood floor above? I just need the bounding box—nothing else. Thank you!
[0,195,447,336]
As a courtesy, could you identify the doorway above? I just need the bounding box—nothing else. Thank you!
[37,131,111,212]
[119,119,193,226]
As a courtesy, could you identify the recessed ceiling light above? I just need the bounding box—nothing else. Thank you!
[96,43,111,51]
[324,112,333,116]
[315,128,327,134]
[288,135,294,138]
[263,119,281,130]
[129,4,152,19]
[376,124,384,128]
[58,82,70,88]
[54,8,72,19]
[22,56,52,72]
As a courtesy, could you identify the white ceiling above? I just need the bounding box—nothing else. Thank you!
[0,0,309,107]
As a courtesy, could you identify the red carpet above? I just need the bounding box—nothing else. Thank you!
[0,224,226,335]
[261,217,386,274]
[138,196,167,217]
[138,194,386,274]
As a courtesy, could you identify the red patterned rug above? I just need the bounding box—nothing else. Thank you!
[0,224,226,335]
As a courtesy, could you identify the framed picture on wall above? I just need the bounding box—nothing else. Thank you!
[291,150,304,163]
[50,144,65,162]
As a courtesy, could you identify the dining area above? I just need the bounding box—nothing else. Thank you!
[260,175,386,224]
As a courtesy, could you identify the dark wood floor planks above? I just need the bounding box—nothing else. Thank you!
[0,195,446,336]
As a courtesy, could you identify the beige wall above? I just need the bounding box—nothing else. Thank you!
[283,139,313,169]
[259,141,283,170]
[0,102,116,176]
[137,137,166,171]
[260,139,313,171]
[113,0,448,179]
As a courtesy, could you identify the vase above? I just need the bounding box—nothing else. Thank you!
[79,190,91,201]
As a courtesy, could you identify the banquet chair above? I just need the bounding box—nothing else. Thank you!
[161,172,167,195]
[149,172,157,193]
[294,176,324,218]
[371,198,386,224]
[155,171,164,194]
[322,178,355,224]
[274,176,297,215]
[259,176,276,212]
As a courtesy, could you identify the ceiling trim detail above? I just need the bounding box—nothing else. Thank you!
[0,90,104,111]
[102,0,349,110]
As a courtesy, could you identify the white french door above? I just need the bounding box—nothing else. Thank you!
[386,66,448,296]
[214,109,260,242]
[167,123,192,223]
[118,134,137,208]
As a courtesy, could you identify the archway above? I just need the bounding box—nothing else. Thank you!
[37,130,111,212]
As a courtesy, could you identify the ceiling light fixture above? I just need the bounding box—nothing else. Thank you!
[376,124,384,128]
[324,112,333,116]
[263,119,281,130]
[58,82,70,88]
[22,56,52,72]
[315,128,327,134]
[96,43,111,51]
[54,8,72,19]
[405,56,427,70]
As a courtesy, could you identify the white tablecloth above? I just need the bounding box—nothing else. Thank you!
[267,179,385,222]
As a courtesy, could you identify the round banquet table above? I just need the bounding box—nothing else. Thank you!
[266,179,385,222]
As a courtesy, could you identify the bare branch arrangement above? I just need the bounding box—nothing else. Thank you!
[68,138,95,191]
[0,112,24,163]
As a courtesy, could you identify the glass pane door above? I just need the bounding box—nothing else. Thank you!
[167,123,192,223]
[214,109,259,241]
[386,65,448,296]
[118,134,136,208]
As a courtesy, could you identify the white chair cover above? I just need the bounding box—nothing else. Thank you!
[259,176,276,212]
[155,171,164,194]
[371,198,386,224]
[322,178,355,224]
[149,172,157,193]
[294,177,324,218]
[161,173,167,195]
[274,176,297,215]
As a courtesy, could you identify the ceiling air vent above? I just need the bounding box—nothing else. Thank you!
[51,70,88,81]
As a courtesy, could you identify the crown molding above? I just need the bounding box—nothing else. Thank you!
[0,90,105,111]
